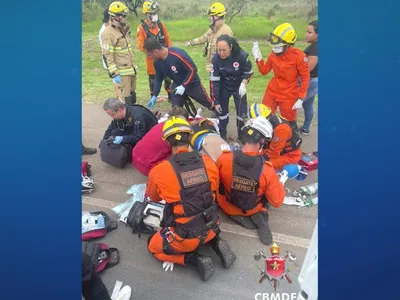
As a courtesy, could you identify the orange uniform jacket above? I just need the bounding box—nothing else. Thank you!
[146,148,219,226]
[263,123,302,170]
[257,47,310,103]
[136,20,172,75]
[216,150,285,216]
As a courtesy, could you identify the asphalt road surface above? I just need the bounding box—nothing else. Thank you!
[82,103,318,300]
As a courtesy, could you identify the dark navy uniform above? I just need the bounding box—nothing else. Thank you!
[153,47,214,109]
[210,49,253,138]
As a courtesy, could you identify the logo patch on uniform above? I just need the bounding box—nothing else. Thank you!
[273,136,280,142]
[303,57,308,63]
[180,168,208,188]
[102,44,110,50]
[231,176,257,193]
[171,65,178,74]
[233,62,239,68]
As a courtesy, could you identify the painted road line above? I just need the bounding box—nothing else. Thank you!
[82,196,310,249]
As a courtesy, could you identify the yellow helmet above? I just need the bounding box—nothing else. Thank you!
[108,1,129,17]
[248,103,272,119]
[207,2,226,17]
[268,23,297,46]
[142,1,160,14]
[162,116,193,141]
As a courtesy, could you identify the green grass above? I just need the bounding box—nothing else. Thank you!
[82,16,317,123]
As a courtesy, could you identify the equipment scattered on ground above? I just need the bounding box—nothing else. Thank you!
[112,184,147,223]
[126,197,165,237]
[82,161,92,177]
[283,182,318,207]
[299,152,318,171]
[82,241,120,273]
[99,137,131,169]
[254,242,298,291]
[82,176,95,194]
[82,211,118,241]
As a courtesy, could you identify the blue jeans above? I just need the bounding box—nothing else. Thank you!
[302,77,318,130]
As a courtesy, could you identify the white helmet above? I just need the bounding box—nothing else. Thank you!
[242,116,273,140]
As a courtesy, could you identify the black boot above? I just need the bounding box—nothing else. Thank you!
[184,252,214,281]
[250,211,273,245]
[82,145,97,155]
[230,215,257,229]
[210,236,236,269]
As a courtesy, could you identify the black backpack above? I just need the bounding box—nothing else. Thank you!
[82,241,119,273]
[126,201,159,238]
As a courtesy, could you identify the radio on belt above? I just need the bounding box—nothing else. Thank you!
[298,152,318,171]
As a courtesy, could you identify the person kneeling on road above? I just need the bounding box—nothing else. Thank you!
[132,106,189,176]
[248,103,302,171]
[216,116,285,245]
[146,116,236,281]
[102,98,158,155]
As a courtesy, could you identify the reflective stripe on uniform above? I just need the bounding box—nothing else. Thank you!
[108,64,117,73]
[210,76,220,81]
[243,70,253,74]
[237,116,244,121]
[219,114,229,120]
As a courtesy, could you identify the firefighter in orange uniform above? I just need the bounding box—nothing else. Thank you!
[248,103,302,171]
[137,1,173,100]
[216,116,285,245]
[146,116,236,281]
[252,23,310,131]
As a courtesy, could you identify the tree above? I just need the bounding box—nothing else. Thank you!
[123,0,144,17]
[226,0,257,23]
[306,0,318,20]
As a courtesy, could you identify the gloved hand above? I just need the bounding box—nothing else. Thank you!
[162,261,174,272]
[185,41,191,47]
[112,75,121,85]
[113,136,123,144]
[147,95,157,108]
[174,85,185,95]
[214,104,222,114]
[292,99,303,110]
[252,42,262,62]
[239,82,247,97]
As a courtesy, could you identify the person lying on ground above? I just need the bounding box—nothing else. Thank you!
[146,116,236,281]
[189,118,230,162]
[132,106,189,177]
[248,103,302,171]
[216,116,285,245]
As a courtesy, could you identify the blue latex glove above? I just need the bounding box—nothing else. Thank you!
[174,85,185,95]
[147,95,157,108]
[113,136,123,144]
[112,75,121,84]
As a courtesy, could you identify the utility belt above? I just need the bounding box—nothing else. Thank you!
[161,203,220,255]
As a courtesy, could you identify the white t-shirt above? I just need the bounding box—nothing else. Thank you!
[98,24,107,69]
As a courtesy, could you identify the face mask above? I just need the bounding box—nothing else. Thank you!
[151,14,158,22]
[272,46,284,54]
